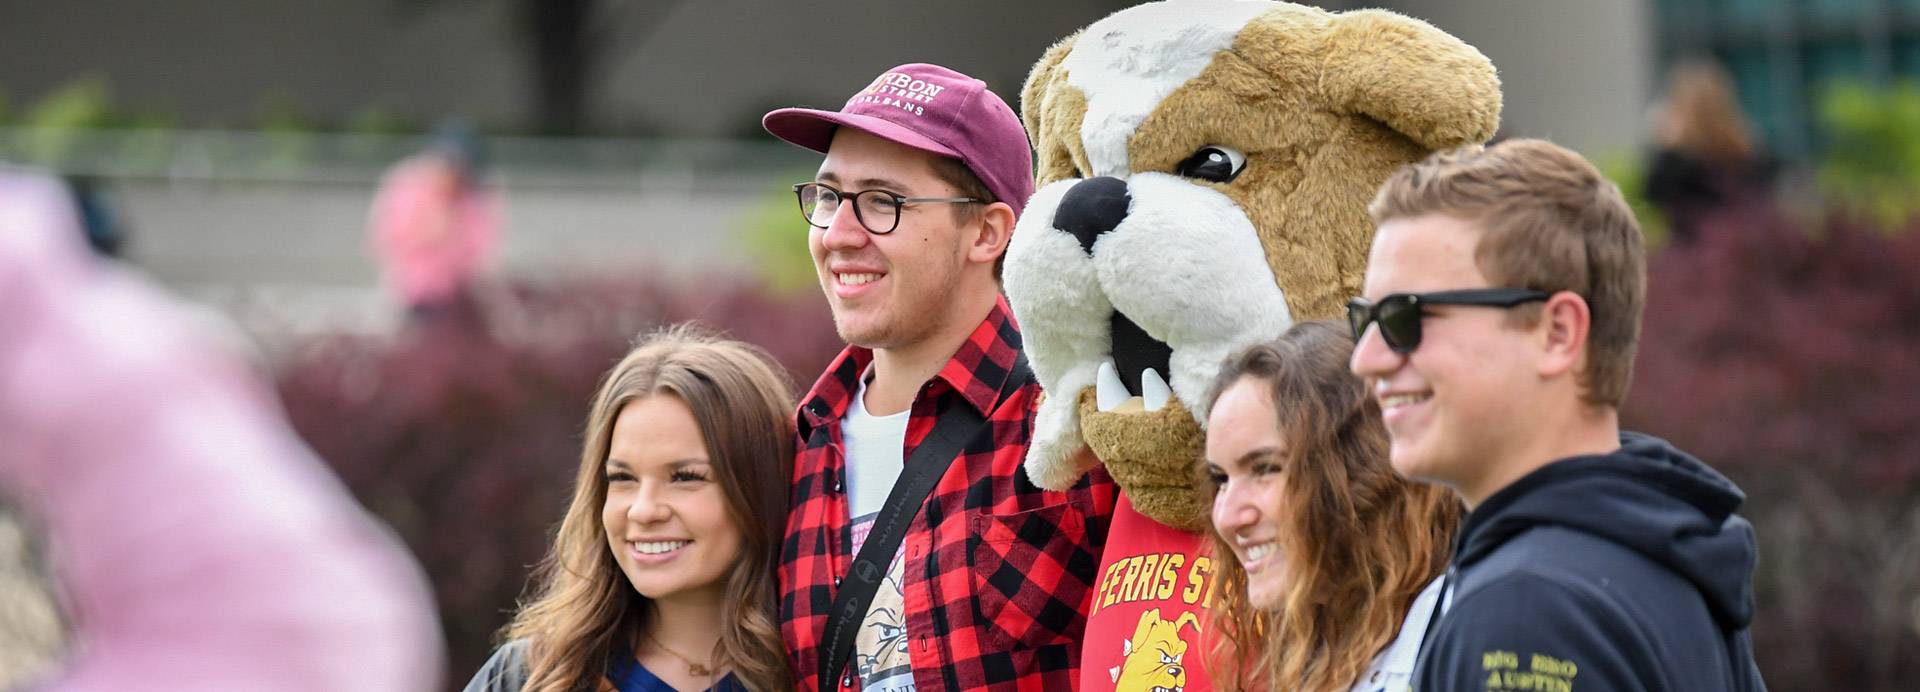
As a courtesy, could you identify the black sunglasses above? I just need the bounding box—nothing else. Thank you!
[1347,288,1553,353]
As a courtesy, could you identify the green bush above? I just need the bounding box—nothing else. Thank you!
[1595,151,1669,249]
[1816,81,1920,226]
[17,76,114,164]
[736,168,820,295]
[1627,202,1920,689]
[347,107,415,136]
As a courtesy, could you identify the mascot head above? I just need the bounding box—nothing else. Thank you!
[1006,0,1500,530]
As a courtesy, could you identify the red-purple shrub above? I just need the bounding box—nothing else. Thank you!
[1627,205,1920,690]
[274,273,842,689]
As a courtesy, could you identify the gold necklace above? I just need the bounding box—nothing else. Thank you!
[646,632,715,679]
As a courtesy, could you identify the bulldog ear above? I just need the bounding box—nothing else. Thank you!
[1022,30,1087,187]
[1021,30,1080,137]
[1319,9,1501,150]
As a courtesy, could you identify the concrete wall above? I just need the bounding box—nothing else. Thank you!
[0,0,1132,137]
[110,173,789,335]
[0,0,526,128]
[2,1,1648,151]
[1378,0,1656,156]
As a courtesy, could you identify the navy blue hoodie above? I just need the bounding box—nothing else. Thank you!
[1412,432,1767,691]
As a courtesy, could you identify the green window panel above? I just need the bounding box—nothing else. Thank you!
[1725,47,1789,150]
[1897,38,1920,74]
[1803,0,1868,23]
[1659,0,1715,35]
[1805,41,1871,86]
[1717,0,1786,28]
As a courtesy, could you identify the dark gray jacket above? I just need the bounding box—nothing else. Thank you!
[465,639,530,692]
[1413,432,1767,691]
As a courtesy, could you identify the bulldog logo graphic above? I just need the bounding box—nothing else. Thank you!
[1110,608,1200,692]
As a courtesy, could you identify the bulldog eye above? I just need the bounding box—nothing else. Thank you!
[1174,145,1247,183]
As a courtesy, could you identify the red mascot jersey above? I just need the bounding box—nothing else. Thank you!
[1079,494,1218,692]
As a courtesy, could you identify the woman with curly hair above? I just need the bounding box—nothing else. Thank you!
[1201,321,1461,691]
[467,326,795,691]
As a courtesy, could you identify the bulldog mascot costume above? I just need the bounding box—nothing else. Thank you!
[1002,2,1501,689]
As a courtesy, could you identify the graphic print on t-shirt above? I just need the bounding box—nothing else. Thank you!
[847,516,914,692]
[841,374,916,692]
[1081,494,1217,692]
[1112,608,1200,692]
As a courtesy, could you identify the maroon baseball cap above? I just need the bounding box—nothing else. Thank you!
[763,63,1034,217]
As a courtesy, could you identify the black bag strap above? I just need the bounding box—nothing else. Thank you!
[816,353,1029,691]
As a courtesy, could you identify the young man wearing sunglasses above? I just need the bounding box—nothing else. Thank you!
[762,63,1116,691]
[1349,139,1766,691]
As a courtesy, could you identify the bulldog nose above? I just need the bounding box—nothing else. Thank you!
[1053,176,1130,254]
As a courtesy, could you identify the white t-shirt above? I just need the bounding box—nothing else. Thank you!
[841,375,917,692]
[1351,575,1447,692]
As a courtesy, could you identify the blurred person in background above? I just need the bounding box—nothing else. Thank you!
[0,167,442,690]
[369,119,501,323]
[466,327,795,692]
[1645,59,1775,245]
[61,176,126,259]
[1202,321,1461,692]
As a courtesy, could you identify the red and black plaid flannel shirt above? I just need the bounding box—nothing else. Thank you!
[781,297,1118,691]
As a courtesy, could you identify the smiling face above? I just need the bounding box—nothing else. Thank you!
[1204,376,1290,609]
[810,128,981,351]
[601,395,743,606]
[1349,213,1543,499]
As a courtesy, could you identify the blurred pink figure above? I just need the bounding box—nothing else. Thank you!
[0,170,443,690]
[368,153,501,312]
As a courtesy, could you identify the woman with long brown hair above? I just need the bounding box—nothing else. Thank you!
[1645,58,1774,243]
[466,325,794,691]
[1201,321,1461,691]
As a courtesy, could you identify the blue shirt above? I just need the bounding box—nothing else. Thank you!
[608,654,747,692]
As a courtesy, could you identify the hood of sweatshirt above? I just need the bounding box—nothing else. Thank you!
[1455,432,1758,630]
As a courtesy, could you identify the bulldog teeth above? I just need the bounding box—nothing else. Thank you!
[1140,368,1171,411]
[1095,360,1169,413]
[1097,359,1129,412]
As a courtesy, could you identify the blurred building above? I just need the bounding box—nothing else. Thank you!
[1653,0,1920,158]
[0,0,1666,337]
[0,0,1136,138]
[1,0,1652,154]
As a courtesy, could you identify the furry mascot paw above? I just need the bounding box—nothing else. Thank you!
[1003,2,1499,687]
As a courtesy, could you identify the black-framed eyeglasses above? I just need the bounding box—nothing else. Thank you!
[792,182,982,235]
[1347,288,1553,354]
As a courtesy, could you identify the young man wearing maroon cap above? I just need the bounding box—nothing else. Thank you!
[764,63,1117,691]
